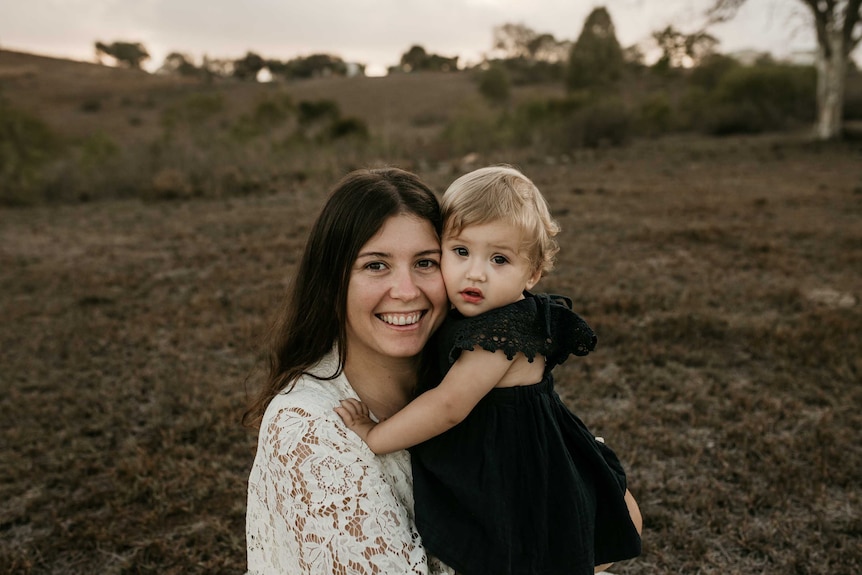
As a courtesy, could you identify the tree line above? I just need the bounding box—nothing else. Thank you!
[94,0,861,141]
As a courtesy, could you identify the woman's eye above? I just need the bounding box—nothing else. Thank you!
[365,262,387,271]
[492,255,509,265]
[454,247,469,257]
[416,259,439,270]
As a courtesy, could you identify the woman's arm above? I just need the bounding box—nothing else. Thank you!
[248,398,443,574]
[336,348,513,454]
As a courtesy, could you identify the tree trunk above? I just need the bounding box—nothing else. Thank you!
[814,30,848,140]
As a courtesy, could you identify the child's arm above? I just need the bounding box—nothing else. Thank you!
[335,348,514,454]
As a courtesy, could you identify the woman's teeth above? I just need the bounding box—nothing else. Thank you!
[379,312,421,326]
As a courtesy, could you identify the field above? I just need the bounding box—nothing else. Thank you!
[1,51,861,574]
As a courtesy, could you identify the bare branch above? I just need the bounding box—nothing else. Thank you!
[801,0,832,57]
[844,0,862,52]
[706,0,748,24]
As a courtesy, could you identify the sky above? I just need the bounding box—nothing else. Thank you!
[0,0,831,76]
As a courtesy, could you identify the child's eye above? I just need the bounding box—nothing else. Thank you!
[491,255,509,265]
[454,247,469,257]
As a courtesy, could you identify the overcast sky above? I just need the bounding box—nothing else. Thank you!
[0,0,827,75]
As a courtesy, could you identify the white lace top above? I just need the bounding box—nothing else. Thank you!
[246,351,454,574]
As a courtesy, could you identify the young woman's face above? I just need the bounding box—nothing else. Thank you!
[345,214,447,363]
[441,219,541,317]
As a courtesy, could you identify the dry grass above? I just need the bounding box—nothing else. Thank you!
[1,51,861,574]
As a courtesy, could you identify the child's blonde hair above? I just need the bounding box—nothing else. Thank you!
[442,165,560,275]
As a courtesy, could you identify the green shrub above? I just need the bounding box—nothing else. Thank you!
[689,54,740,91]
[478,65,511,105]
[697,63,816,135]
[0,98,58,205]
[162,92,225,130]
[231,93,295,140]
[440,111,507,155]
[636,93,674,137]
[506,94,630,151]
[328,117,369,140]
[297,99,340,126]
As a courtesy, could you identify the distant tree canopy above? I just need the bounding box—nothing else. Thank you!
[493,23,570,63]
[566,7,624,91]
[267,53,353,80]
[159,52,200,77]
[652,26,719,70]
[95,41,150,69]
[395,45,458,73]
[484,23,571,84]
[233,52,266,81]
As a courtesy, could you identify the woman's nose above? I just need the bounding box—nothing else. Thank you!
[389,268,421,300]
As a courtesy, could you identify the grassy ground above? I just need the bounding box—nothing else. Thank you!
[1,51,861,574]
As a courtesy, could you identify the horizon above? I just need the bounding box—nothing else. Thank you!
[1,0,846,77]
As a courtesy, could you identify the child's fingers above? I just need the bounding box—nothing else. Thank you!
[333,405,354,424]
[341,398,369,416]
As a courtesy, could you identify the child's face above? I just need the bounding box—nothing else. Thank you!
[441,220,541,317]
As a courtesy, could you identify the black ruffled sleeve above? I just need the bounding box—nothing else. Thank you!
[437,292,597,374]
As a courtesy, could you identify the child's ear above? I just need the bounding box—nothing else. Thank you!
[525,267,542,291]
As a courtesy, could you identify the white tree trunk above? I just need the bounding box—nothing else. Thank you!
[814,30,848,140]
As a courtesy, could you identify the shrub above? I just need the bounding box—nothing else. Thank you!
[478,65,511,105]
[636,93,674,137]
[297,99,340,127]
[695,62,816,135]
[507,94,630,151]
[231,94,294,140]
[328,117,369,140]
[162,92,225,131]
[440,110,507,155]
[0,98,58,205]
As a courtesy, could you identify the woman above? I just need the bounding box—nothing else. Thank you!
[244,168,454,574]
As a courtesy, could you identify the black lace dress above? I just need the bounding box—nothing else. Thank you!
[411,293,641,575]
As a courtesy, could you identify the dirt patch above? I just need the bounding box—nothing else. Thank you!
[2,134,861,573]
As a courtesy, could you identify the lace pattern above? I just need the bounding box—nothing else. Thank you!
[444,292,597,370]
[247,351,453,574]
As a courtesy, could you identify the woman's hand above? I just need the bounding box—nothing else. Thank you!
[335,398,378,445]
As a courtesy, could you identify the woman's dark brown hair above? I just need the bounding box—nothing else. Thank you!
[243,167,442,427]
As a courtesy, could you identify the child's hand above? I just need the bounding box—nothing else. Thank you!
[335,398,377,444]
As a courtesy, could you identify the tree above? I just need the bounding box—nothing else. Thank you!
[708,0,861,140]
[566,7,624,91]
[397,45,458,72]
[233,52,266,80]
[94,41,150,69]
[493,23,571,63]
[159,52,200,77]
[652,26,719,69]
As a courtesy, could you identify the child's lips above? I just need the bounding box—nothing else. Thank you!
[460,288,483,303]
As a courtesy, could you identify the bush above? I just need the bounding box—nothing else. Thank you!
[478,65,511,105]
[162,92,225,131]
[694,63,816,135]
[506,94,630,151]
[297,99,340,127]
[440,110,507,155]
[0,98,58,205]
[328,117,369,140]
[636,93,674,137]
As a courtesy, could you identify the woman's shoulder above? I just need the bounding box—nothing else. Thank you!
[260,352,354,429]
